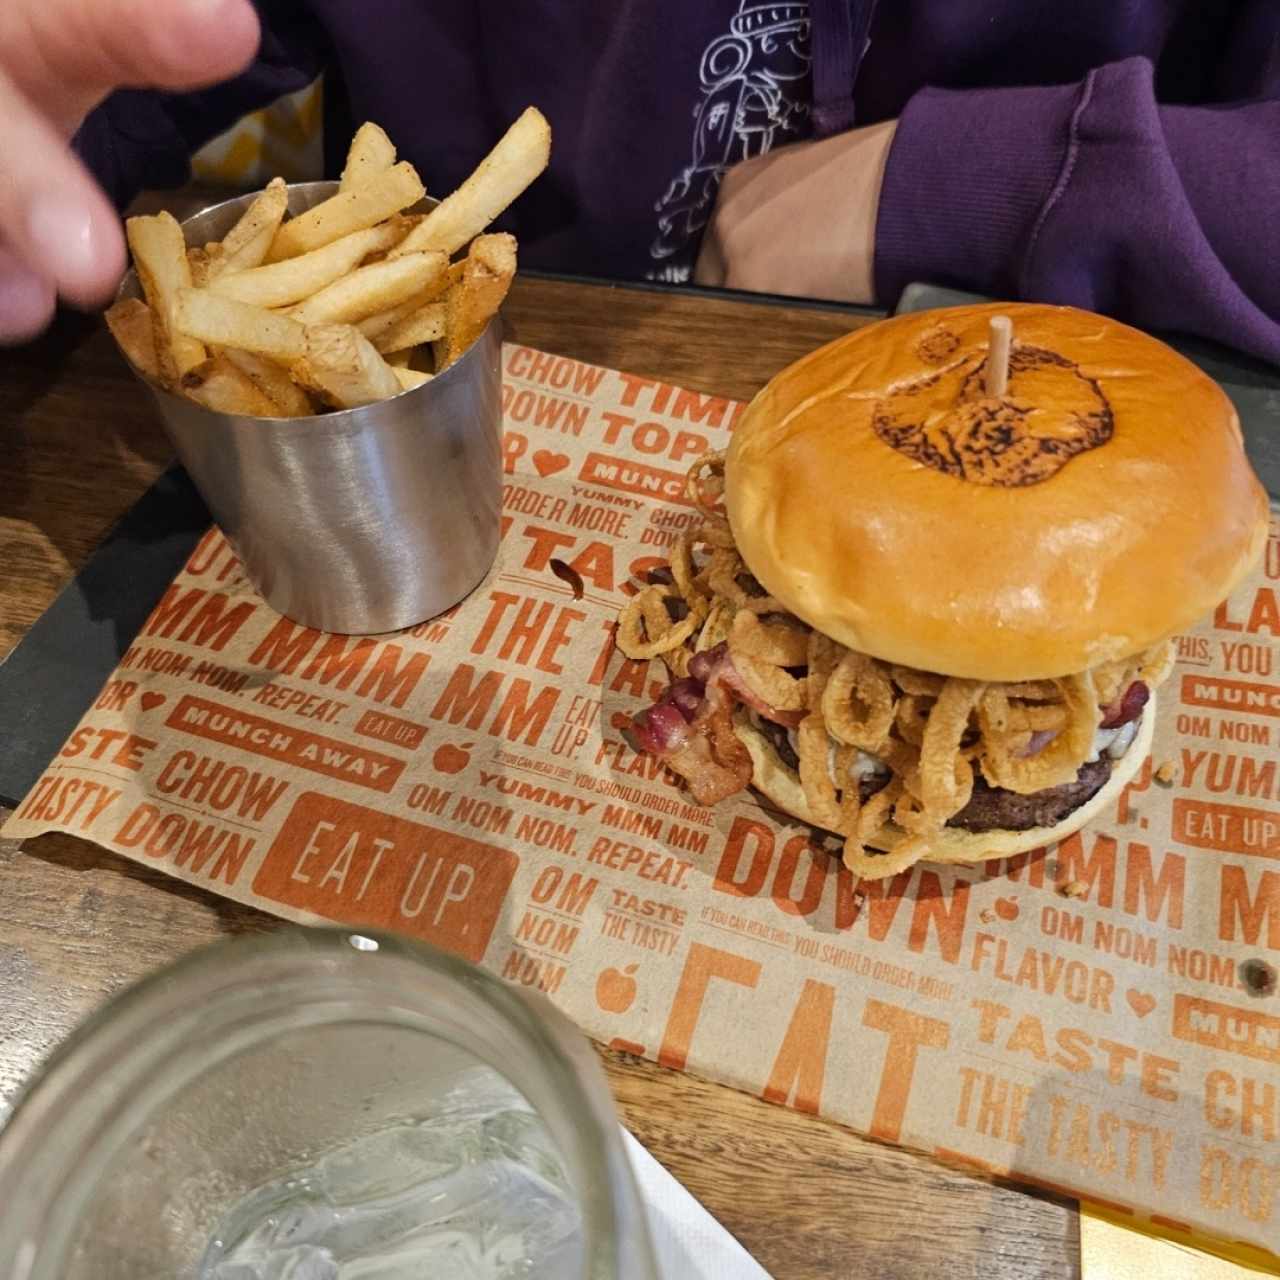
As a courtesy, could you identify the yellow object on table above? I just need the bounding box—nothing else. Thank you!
[191,79,325,189]
[1081,1202,1280,1278]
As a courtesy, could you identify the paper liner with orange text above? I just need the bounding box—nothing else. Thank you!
[6,345,1279,1252]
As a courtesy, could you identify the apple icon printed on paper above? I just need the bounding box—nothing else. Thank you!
[432,742,473,775]
[596,964,639,1014]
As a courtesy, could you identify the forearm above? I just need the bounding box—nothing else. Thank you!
[694,120,896,305]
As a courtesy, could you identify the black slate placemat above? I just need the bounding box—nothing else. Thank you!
[0,467,210,807]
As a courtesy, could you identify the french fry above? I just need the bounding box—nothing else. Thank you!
[206,221,407,309]
[292,324,402,409]
[187,245,217,287]
[340,122,396,191]
[173,289,307,363]
[392,366,432,392]
[419,259,466,303]
[221,348,315,417]
[267,161,424,262]
[356,295,421,343]
[372,301,446,353]
[181,355,280,417]
[434,233,516,368]
[387,213,425,245]
[289,251,448,326]
[205,178,289,281]
[104,298,160,382]
[113,114,543,418]
[126,212,206,384]
[393,107,549,258]
[356,261,461,344]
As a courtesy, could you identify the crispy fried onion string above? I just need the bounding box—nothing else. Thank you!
[979,672,1096,794]
[1002,679,1059,701]
[916,678,984,818]
[697,599,735,652]
[1092,659,1130,708]
[686,450,727,515]
[660,642,691,680]
[894,694,931,746]
[806,631,842,713]
[856,775,904,846]
[706,549,781,613]
[822,649,896,752]
[797,713,861,835]
[616,585,698,659]
[1137,639,1175,688]
[1092,641,1170,708]
[890,666,944,698]
[670,531,712,621]
[695,519,738,549]
[730,609,808,667]
[732,652,807,711]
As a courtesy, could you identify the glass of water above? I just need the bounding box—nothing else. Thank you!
[0,929,658,1280]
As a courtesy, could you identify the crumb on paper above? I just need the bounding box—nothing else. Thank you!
[1061,880,1089,900]
[1154,759,1176,786]
[979,908,997,924]
[549,558,585,600]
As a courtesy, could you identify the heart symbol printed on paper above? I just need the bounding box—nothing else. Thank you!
[140,692,166,712]
[532,449,570,477]
[994,896,1020,921]
[1126,989,1157,1018]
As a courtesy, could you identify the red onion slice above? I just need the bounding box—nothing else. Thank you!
[1100,681,1149,729]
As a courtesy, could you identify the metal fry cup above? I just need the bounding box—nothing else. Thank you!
[117,182,502,635]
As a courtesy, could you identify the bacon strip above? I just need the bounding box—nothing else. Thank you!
[632,642,791,804]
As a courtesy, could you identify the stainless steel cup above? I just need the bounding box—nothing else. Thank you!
[119,183,502,635]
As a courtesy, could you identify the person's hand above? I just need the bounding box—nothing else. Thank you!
[0,0,260,343]
[695,120,897,305]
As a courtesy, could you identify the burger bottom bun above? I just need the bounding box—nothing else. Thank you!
[734,697,1156,881]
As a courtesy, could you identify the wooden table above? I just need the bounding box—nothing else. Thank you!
[0,243,1081,1278]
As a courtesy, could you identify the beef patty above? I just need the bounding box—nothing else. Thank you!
[755,717,1114,832]
[946,758,1112,832]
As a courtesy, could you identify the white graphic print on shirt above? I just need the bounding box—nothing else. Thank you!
[648,1,812,281]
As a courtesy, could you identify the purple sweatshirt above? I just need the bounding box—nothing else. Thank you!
[76,0,1280,364]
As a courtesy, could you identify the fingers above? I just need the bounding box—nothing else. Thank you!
[0,0,261,334]
[0,246,56,344]
[0,70,126,309]
[1,0,260,134]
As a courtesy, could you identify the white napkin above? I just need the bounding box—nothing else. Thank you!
[623,1128,774,1280]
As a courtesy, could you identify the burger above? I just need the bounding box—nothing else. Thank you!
[618,303,1269,880]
